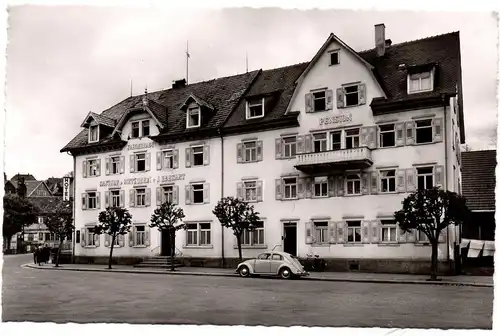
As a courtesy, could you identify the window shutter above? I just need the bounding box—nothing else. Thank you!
[256,140,263,161]
[305,93,313,113]
[130,154,135,173]
[82,161,87,178]
[305,221,313,244]
[185,185,191,204]
[96,192,101,209]
[367,126,377,149]
[358,84,366,105]
[95,234,100,247]
[328,176,336,197]
[237,143,243,163]
[118,234,125,247]
[297,178,305,199]
[203,183,210,203]
[328,221,337,244]
[432,118,443,142]
[156,152,162,170]
[129,229,134,247]
[336,88,344,109]
[145,153,151,171]
[406,168,416,192]
[119,190,125,207]
[129,189,135,207]
[185,148,192,168]
[362,220,371,243]
[395,122,405,146]
[120,156,125,174]
[360,127,368,147]
[304,134,312,153]
[370,171,379,194]
[145,188,151,206]
[96,159,101,177]
[398,228,407,243]
[275,179,282,200]
[438,228,446,243]
[305,177,312,198]
[275,138,283,159]
[406,229,416,243]
[296,135,305,154]
[81,229,86,247]
[203,144,210,165]
[336,176,344,196]
[105,158,110,175]
[256,180,263,202]
[361,173,369,195]
[405,121,415,145]
[236,182,244,200]
[156,187,162,206]
[397,169,406,193]
[337,221,345,243]
[173,185,179,205]
[173,149,179,169]
[104,234,110,247]
[435,165,444,188]
[371,220,380,243]
[81,193,87,210]
[105,191,110,208]
[326,89,333,110]
[145,227,151,247]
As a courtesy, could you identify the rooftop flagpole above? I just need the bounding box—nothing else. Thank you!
[186,40,190,84]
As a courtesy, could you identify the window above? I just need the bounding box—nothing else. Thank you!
[272,254,283,260]
[417,230,430,242]
[135,225,146,246]
[38,216,44,224]
[192,184,204,204]
[331,131,341,150]
[142,120,150,137]
[380,170,396,193]
[242,221,264,246]
[192,146,204,166]
[186,222,211,246]
[87,192,97,209]
[131,120,150,138]
[329,50,339,65]
[38,232,43,241]
[187,107,200,128]
[313,133,327,153]
[131,122,140,138]
[27,233,34,242]
[379,124,395,147]
[415,119,433,144]
[135,153,146,172]
[163,150,174,169]
[257,253,271,260]
[344,84,360,107]
[136,188,146,206]
[409,71,433,93]
[283,178,297,199]
[247,98,264,119]
[417,167,434,190]
[243,141,257,162]
[314,222,329,244]
[345,129,360,149]
[87,227,97,246]
[283,136,297,158]
[313,177,328,197]
[347,221,362,243]
[346,174,361,195]
[89,125,99,143]
[111,190,121,207]
[110,156,120,175]
[312,91,326,112]
[380,220,397,242]
[244,181,257,202]
[88,159,98,177]
[163,186,174,204]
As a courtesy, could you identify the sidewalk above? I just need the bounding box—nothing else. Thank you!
[23,262,493,287]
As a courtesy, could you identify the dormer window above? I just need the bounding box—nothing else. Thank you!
[142,120,150,137]
[408,71,433,94]
[131,120,150,138]
[329,49,340,66]
[246,98,264,119]
[187,106,200,128]
[89,125,99,143]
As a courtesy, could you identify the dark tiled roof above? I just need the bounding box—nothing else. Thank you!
[224,63,309,128]
[462,150,496,211]
[29,196,63,215]
[25,181,41,196]
[89,112,116,128]
[10,174,36,184]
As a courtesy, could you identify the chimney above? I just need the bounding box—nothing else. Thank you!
[375,23,386,57]
[172,79,187,89]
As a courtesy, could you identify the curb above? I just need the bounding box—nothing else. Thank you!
[22,264,493,288]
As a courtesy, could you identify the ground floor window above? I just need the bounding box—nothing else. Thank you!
[314,221,328,243]
[135,225,146,246]
[186,222,211,246]
[87,227,97,246]
[242,221,264,246]
[346,221,361,243]
[380,220,397,242]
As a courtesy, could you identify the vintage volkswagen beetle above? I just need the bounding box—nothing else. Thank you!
[236,251,309,279]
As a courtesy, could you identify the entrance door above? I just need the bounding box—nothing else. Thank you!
[160,230,172,256]
[283,222,297,257]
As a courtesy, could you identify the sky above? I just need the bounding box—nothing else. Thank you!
[3,6,498,181]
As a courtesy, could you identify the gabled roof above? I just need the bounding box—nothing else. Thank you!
[80,111,116,128]
[29,196,63,215]
[26,180,53,197]
[180,93,215,111]
[462,150,496,211]
[111,96,167,136]
[10,174,36,185]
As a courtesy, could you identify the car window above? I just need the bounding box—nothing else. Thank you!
[257,253,270,260]
[271,254,283,261]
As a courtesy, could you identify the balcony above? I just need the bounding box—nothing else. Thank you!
[295,147,373,174]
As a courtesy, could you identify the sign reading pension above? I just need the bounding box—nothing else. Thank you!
[319,113,353,127]
[99,173,186,187]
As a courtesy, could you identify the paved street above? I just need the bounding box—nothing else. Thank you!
[2,254,493,329]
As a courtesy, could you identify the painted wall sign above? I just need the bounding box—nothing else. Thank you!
[127,142,155,151]
[99,174,186,187]
[63,177,71,201]
[319,113,353,127]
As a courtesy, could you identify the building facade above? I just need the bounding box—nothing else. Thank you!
[61,24,466,274]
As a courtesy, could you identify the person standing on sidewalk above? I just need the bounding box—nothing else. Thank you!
[33,245,39,264]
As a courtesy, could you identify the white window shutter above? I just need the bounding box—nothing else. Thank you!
[96,192,101,209]
[156,151,162,170]
[236,182,243,200]
[81,229,86,247]
[275,138,282,159]
[370,171,379,194]
[256,140,263,161]
[305,221,313,244]
[104,234,110,247]
[129,189,135,207]
[397,169,406,193]
[119,234,125,247]
[305,177,313,199]
[296,135,305,154]
[395,122,405,146]
[362,220,371,243]
[82,161,87,178]
[129,229,134,247]
[96,159,101,177]
[433,118,443,142]
[325,90,333,110]
[358,83,366,105]
[297,178,305,199]
[405,121,415,145]
[81,193,87,210]
[328,220,337,244]
[275,179,282,200]
[361,173,369,195]
[156,187,162,206]
[367,126,377,149]
[173,185,179,205]
[130,154,135,173]
[145,153,151,171]
[203,144,210,166]
[145,188,151,206]
[328,176,336,197]
[105,158,110,175]
[406,168,416,192]
[398,227,407,243]
[337,221,345,243]
[406,229,416,243]
[185,148,192,167]
[256,180,263,202]
[145,227,151,247]
[173,149,179,169]
[336,176,344,196]
[336,88,344,108]
[371,220,380,243]
[305,93,313,113]
[435,165,444,188]
[203,183,210,203]
[360,127,368,147]
[237,143,243,163]
[185,185,192,205]
[119,190,125,207]
[120,156,125,174]
[304,134,312,153]
[105,191,110,208]
[438,227,446,243]
[95,234,100,247]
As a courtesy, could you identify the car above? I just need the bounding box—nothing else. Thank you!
[236,251,309,279]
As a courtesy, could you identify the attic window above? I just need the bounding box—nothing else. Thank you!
[131,120,150,138]
[187,106,200,128]
[246,98,264,119]
[89,125,99,143]
[408,71,433,94]
[329,50,339,66]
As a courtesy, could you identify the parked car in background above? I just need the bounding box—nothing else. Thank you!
[236,251,309,279]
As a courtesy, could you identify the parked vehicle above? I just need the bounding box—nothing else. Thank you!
[303,253,328,272]
[236,251,309,279]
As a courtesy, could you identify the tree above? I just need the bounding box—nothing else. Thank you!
[2,194,38,251]
[394,187,469,280]
[94,207,132,269]
[213,197,261,262]
[45,200,74,267]
[149,201,185,271]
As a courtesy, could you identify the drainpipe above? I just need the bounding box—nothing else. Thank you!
[441,94,451,265]
[218,128,225,268]
[71,153,76,264]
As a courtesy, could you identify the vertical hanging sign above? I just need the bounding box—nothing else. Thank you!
[63,177,71,201]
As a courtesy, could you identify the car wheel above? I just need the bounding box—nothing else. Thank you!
[238,265,250,277]
[279,267,292,280]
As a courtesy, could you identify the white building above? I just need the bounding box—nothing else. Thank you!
[61,24,465,274]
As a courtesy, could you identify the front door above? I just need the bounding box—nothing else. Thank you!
[160,230,172,256]
[283,222,297,256]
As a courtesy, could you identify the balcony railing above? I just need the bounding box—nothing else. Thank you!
[295,147,373,173]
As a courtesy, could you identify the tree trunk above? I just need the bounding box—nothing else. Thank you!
[236,234,242,262]
[108,235,115,269]
[430,239,439,281]
[55,237,64,267]
[169,231,175,271]
[4,236,12,252]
